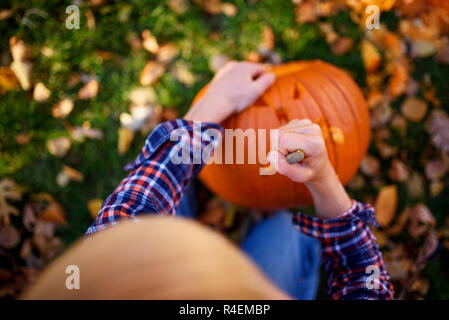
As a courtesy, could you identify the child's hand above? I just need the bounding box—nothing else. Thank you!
[268,119,352,219]
[184,61,275,123]
[267,119,332,185]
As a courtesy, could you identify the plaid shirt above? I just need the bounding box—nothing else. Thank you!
[87,119,394,300]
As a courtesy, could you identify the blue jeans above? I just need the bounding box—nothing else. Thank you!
[176,183,321,300]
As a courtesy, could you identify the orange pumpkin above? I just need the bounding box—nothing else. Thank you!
[192,60,370,210]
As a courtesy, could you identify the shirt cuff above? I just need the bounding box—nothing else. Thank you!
[292,201,379,241]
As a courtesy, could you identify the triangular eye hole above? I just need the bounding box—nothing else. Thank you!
[292,84,301,100]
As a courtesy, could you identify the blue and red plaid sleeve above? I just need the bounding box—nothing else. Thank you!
[293,201,394,300]
[86,119,222,235]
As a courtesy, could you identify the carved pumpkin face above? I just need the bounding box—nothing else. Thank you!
[192,60,370,210]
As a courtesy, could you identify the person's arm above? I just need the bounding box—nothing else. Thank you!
[86,62,275,235]
[268,119,394,300]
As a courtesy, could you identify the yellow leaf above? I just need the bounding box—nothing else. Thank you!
[330,126,345,145]
[361,40,381,73]
[0,67,18,93]
[118,127,134,155]
[87,198,103,219]
[375,185,398,227]
[140,61,165,85]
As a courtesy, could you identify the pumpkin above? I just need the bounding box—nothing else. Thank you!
[192,60,370,209]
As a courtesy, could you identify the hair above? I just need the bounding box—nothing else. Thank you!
[21,216,289,299]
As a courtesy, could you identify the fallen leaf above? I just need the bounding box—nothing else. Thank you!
[51,98,74,119]
[0,178,23,225]
[260,27,274,50]
[129,87,156,105]
[410,40,437,58]
[209,54,230,73]
[87,199,103,219]
[15,132,31,145]
[77,79,99,100]
[331,37,354,55]
[295,0,317,24]
[47,137,71,158]
[408,204,436,238]
[388,60,409,97]
[401,97,428,122]
[408,172,425,198]
[118,127,134,155]
[156,43,178,64]
[38,196,66,225]
[375,184,398,227]
[425,159,448,181]
[10,60,31,91]
[168,0,189,14]
[120,104,154,131]
[385,258,409,280]
[360,155,380,176]
[40,46,54,58]
[32,82,51,102]
[22,204,37,231]
[319,22,338,44]
[56,171,69,187]
[361,40,381,73]
[172,61,195,87]
[85,9,95,30]
[62,165,83,182]
[140,61,165,85]
[430,181,444,196]
[0,225,20,249]
[0,67,18,93]
[428,110,449,153]
[389,159,410,182]
[33,220,64,261]
[142,29,159,54]
[220,2,238,17]
[436,43,449,64]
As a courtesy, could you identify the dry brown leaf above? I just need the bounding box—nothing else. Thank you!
[33,220,64,261]
[142,29,159,54]
[408,172,425,198]
[38,196,66,225]
[129,87,156,105]
[428,110,449,153]
[361,155,381,176]
[410,40,437,58]
[22,204,37,232]
[68,122,104,142]
[388,60,409,97]
[118,127,134,155]
[376,141,398,159]
[87,199,103,219]
[436,43,449,64]
[375,184,398,227]
[361,40,381,73]
[331,37,354,55]
[430,181,444,196]
[47,137,71,158]
[220,2,238,17]
[425,158,448,180]
[32,82,51,102]
[168,0,189,14]
[385,258,409,280]
[0,225,20,249]
[401,97,428,122]
[386,206,411,236]
[295,0,317,24]
[140,61,166,85]
[408,204,436,238]
[120,105,154,131]
[209,54,230,73]
[62,165,84,182]
[0,67,18,93]
[77,79,99,100]
[0,178,23,225]
[203,0,221,14]
[10,37,32,91]
[172,62,195,87]
[319,22,338,44]
[15,132,31,145]
[0,9,13,20]
[52,98,74,119]
[371,102,393,128]
[260,27,275,51]
[162,108,179,121]
[156,43,178,64]
[389,159,410,182]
